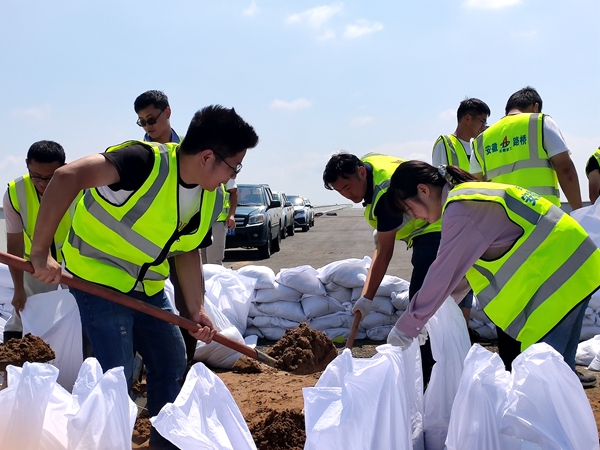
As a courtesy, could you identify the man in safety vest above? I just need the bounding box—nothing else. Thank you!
[471,86,582,210]
[585,147,600,204]
[2,141,78,343]
[323,152,441,385]
[432,97,490,338]
[471,86,583,364]
[30,105,258,449]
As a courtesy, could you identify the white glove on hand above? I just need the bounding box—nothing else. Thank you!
[352,296,373,318]
[387,326,414,350]
[418,328,429,345]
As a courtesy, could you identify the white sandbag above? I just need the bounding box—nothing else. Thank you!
[501,343,598,450]
[250,315,299,330]
[446,345,522,450]
[0,264,13,289]
[248,302,263,318]
[576,335,600,367]
[571,200,600,248]
[582,310,595,327]
[255,327,288,341]
[370,295,395,316]
[359,311,398,330]
[304,345,422,450]
[66,358,137,450]
[0,362,67,450]
[152,363,256,449]
[376,275,410,297]
[256,300,307,323]
[391,290,410,311]
[309,312,353,331]
[580,325,600,342]
[236,265,276,289]
[202,263,231,280]
[423,297,471,450]
[21,290,83,391]
[242,326,263,339]
[588,291,600,311]
[252,283,302,303]
[366,325,393,341]
[470,320,498,340]
[324,282,352,303]
[275,265,326,296]
[351,287,362,301]
[316,256,371,288]
[320,327,366,341]
[205,271,256,334]
[301,295,346,319]
[193,296,245,369]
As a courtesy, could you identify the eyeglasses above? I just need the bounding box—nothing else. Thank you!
[136,109,164,127]
[214,152,243,175]
[28,172,53,183]
[471,115,487,127]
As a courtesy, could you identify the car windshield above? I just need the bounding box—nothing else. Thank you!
[238,187,265,206]
[287,195,304,206]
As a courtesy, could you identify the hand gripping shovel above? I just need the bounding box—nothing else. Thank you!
[0,251,278,369]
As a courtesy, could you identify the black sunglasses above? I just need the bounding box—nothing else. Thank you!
[214,152,242,175]
[136,109,164,127]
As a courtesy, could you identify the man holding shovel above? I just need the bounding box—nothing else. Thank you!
[30,105,259,449]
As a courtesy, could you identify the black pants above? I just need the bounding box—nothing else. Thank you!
[496,326,522,372]
[409,232,442,388]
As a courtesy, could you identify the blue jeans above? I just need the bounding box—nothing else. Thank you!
[71,287,187,449]
[540,296,590,370]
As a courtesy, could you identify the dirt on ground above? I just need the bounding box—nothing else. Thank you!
[0,333,55,364]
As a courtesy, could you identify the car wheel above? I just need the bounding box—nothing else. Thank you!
[258,226,272,259]
[281,221,287,239]
[273,223,282,252]
[287,223,295,236]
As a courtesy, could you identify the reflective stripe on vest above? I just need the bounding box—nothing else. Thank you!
[217,184,230,221]
[473,113,560,206]
[435,135,470,171]
[7,174,78,263]
[62,140,222,295]
[360,153,441,245]
[444,182,600,350]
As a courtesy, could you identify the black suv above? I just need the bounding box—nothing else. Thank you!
[226,184,282,259]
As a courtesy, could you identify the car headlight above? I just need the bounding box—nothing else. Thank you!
[248,214,265,225]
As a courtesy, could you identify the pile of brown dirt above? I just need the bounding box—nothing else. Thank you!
[249,408,305,450]
[0,333,55,364]
[132,409,151,448]
[267,322,338,374]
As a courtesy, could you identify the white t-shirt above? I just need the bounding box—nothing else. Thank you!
[469,115,569,175]
[432,136,472,167]
[225,178,237,191]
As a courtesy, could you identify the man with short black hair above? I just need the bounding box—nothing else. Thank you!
[31,105,258,449]
[2,141,74,343]
[134,90,182,144]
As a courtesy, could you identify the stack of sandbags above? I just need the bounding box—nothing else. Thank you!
[468,295,498,341]
[579,291,600,341]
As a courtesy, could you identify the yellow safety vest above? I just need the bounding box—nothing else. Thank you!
[444,182,600,350]
[592,148,600,167]
[62,141,223,295]
[360,153,441,245]
[434,135,470,171]
[217,184,230,222]
[472,113,560,206]
[7,174,79,263]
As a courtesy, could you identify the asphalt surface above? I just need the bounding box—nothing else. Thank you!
[223,207,413,281]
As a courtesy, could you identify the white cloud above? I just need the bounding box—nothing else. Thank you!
[439,108,456,121]
[316,30,336,41]
[0,156,20,170]
[463,0,521,9]
[11,103,52,121]
[343,20,383,39]
[351,116,374,126]
[286,4,343,28]
[243,2,259,16]
[269,98,313,112]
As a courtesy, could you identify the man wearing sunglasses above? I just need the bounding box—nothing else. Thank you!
[134,90,183,144]
[2,141,77,343]
[30,105,258,449]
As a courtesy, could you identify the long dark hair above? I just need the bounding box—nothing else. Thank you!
[386,161,478,216]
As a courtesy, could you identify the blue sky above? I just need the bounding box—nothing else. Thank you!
[2,0,599,206]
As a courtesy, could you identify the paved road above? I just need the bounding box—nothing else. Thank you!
[223,207,414,281]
